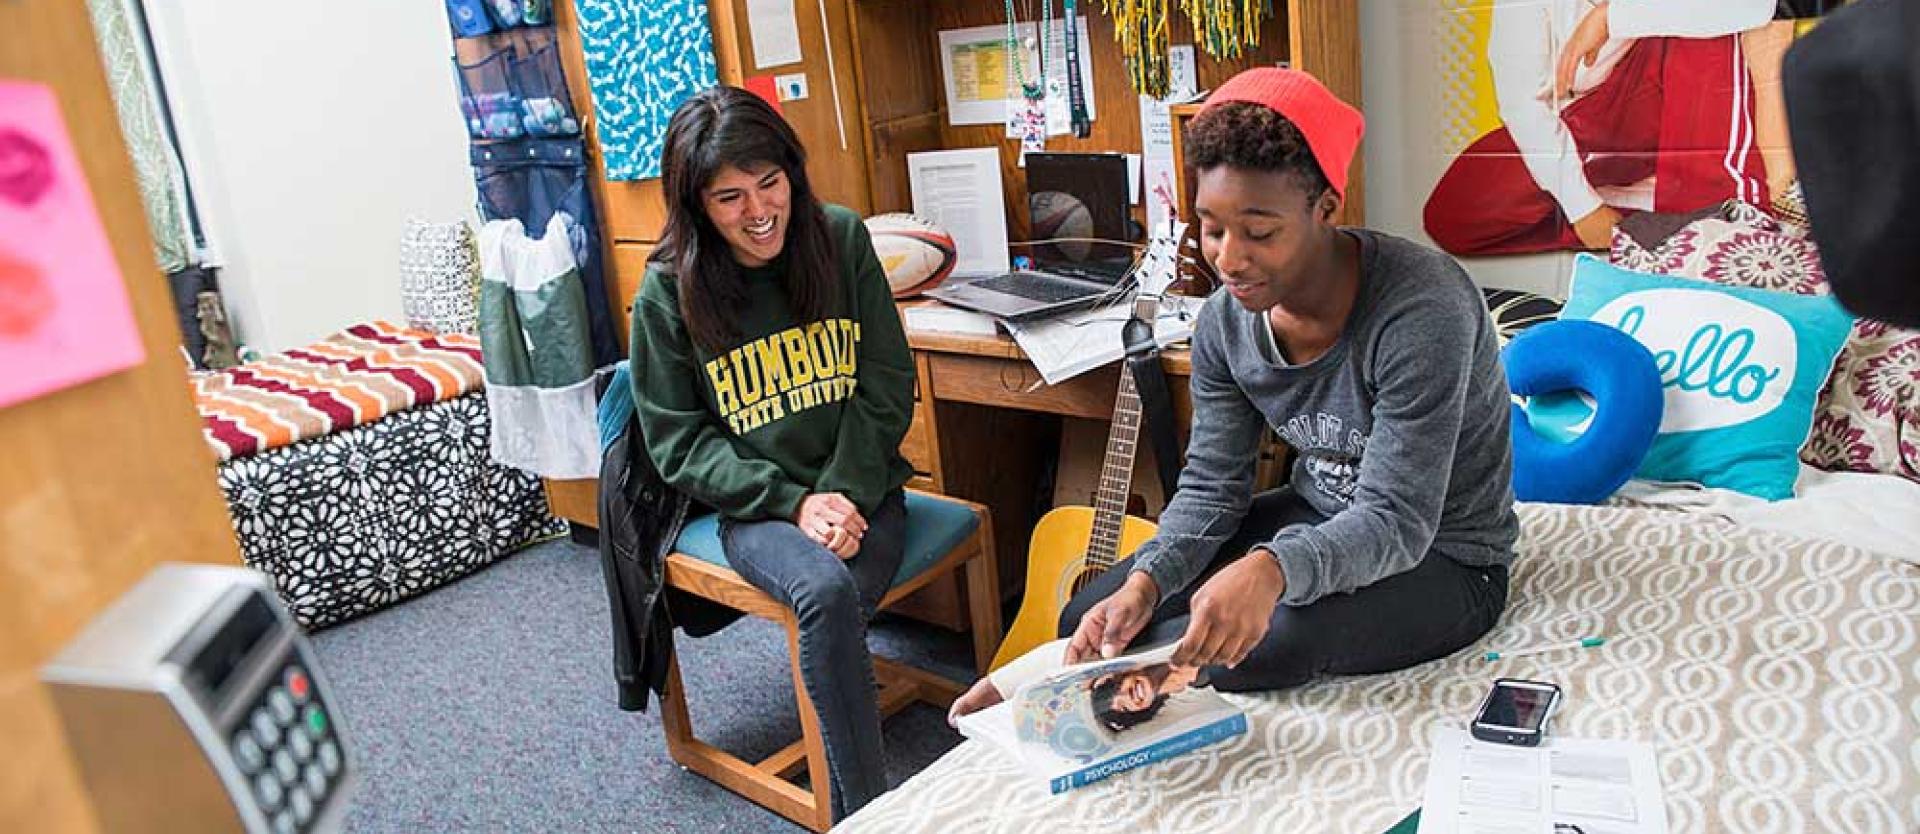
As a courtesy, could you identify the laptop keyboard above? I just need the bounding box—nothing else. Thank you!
[970,272,1104,304]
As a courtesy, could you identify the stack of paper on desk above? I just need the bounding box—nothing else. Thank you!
[1002,294,1203,386]
[902,304,999,337]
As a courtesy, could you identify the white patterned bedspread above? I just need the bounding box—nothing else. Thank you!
[843,503,1920,833]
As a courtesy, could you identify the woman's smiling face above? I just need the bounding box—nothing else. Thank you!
[703,161,792,267]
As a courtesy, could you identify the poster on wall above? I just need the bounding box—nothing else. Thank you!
[938,19,1098,132]
[0,80,145,410]
[1420,0,1841,260]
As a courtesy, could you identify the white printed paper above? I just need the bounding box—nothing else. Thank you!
[1144,156,1179,231]
[1416,728,1669,834]
[1140,94,1176,232]
[938,20,1098,128]
[1138,44,1197,230]
[747,0,803,69]
[1126,153,1142,205]
[1003,295,1201,386]
[1169,44,1198,99]
[904,304,1000,337]
[907,148,1010,277]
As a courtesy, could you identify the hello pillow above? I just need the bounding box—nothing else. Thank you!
[1530,256,1854,500]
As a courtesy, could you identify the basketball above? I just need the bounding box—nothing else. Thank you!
[1027,191,1093,261]
[865,213,958,298]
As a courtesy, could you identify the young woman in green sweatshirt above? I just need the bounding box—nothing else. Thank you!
[628,86,916,820]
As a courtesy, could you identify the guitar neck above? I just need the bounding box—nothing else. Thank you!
[1086,349,1146,572]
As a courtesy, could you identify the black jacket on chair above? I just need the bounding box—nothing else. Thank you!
[597,409,741,712]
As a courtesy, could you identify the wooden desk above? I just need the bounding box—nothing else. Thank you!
[895,307,1293,629]
[883,322,1186,627]
[906,329,1194,425]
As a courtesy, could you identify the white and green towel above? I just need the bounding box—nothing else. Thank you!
[478,213,599,479]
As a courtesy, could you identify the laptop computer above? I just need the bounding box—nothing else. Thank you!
[927,152,1139,322]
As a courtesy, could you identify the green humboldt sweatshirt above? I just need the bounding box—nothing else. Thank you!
[629,203,916,521]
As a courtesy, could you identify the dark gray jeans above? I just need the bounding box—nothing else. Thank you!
[720,489,906,821]
[1059,487,1509,691]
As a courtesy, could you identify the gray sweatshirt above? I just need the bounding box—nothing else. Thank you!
[1131,229,1519,606]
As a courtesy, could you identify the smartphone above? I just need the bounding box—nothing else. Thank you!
[1471,678,1562,746]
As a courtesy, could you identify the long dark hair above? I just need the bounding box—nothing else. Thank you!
[654,86,838,353]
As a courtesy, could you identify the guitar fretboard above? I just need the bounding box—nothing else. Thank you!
[1086,312,1149,571]
[1084,225,1184,573]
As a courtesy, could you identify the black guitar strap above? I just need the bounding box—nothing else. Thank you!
[1121,313,1183,499]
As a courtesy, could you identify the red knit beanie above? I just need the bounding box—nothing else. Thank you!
[1198,68,1364,198]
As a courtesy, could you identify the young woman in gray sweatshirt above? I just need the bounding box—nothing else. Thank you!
[1063,69,1522,693]
[952,70,1519,720]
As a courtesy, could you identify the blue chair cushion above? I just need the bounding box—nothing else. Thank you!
[1504,319,1665,505]
[674,492,981,588]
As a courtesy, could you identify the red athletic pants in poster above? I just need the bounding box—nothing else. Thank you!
[1424,36,1768,256]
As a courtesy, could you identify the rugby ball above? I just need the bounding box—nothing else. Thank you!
[865,213,958,298]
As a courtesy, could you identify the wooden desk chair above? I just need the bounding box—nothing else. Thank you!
[658,489,1001,832]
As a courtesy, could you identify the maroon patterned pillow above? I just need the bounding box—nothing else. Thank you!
[1613,201,1918,482]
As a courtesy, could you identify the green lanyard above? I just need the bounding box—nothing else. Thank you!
[1063,0,1091,136]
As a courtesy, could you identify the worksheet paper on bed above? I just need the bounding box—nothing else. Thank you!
[1417,728,1668,834]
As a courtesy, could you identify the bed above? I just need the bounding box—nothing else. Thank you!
[841,483,1920,832]
[196,322,565,629]
[842,198,1920,831]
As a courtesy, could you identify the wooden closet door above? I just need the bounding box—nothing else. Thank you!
[1,3,241,831]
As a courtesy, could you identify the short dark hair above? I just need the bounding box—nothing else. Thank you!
[1090,675,1169,733]
[1185,102,1331,199]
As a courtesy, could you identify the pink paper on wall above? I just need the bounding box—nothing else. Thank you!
[0,80,145,409]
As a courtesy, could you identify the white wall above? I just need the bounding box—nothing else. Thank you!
[1360,1,1578,298]
[145,2,478,352]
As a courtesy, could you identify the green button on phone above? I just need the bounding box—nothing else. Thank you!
[304,705,327,738]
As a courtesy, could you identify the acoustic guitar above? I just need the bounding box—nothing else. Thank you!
[991,230,1184,670]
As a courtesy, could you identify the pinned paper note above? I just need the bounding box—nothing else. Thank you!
[0,81,145,409]
[746,0,803,69]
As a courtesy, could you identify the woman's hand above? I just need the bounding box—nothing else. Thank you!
[1555,0,1611,101]
[1064,572,1162,664]
[819,525,860,559]
[947,676,1006,728]
[793,493,867,559]
[1170,549,1286,669]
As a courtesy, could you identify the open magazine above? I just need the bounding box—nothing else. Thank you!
[954,641,1246,794]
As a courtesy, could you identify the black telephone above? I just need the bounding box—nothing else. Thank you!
[1471,678,1562,746]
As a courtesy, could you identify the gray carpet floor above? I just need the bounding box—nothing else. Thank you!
[310,538,977,832]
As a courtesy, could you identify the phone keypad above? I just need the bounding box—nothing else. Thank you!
[230,663,342,833]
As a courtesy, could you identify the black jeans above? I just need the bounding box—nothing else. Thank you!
[1058,487,1509,692]
[719,489,907,821]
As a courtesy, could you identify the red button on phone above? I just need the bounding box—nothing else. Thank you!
[286,669,311,703]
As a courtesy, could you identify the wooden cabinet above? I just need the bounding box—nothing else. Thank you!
[845,0,1362,233]
[609,241,655,345]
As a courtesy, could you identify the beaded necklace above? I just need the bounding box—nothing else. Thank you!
[1004,0,1051,101]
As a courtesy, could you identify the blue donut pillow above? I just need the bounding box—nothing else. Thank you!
[1504,320,1664,504]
